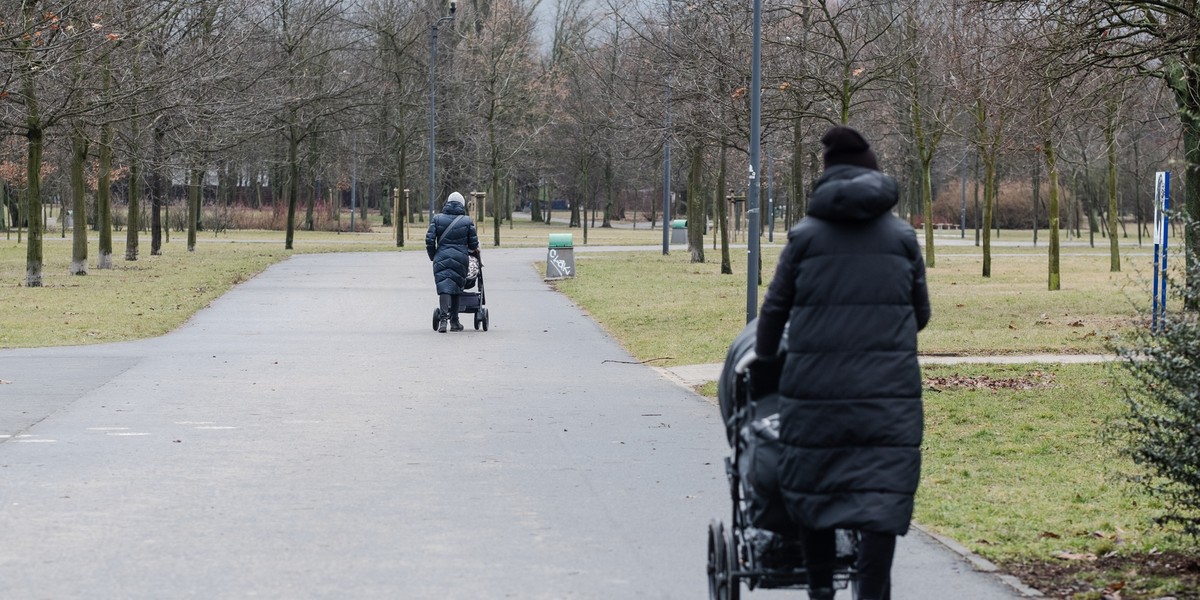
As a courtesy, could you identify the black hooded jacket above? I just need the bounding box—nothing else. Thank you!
[756,164,931,535]
[425,202,480,295]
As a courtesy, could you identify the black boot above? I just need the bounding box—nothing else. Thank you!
[807,587,835,600]
[448,294,463,331]
[438,295,451,333]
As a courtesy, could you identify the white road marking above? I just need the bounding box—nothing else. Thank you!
[107,432,151,437]
[194,426,237,430]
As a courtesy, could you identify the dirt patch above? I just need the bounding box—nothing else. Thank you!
[925,370,1056,392]
[1002,551,1200,599]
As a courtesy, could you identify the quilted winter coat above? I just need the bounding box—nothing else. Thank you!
[425,202,480,295]
[755,164,931,536]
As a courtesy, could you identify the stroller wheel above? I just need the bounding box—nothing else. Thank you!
[481,307,490,332]
[708,520,739,600]
[432,308,441,332]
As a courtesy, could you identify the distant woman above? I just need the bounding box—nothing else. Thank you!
[426,191,480,333]
[754,126,931,600]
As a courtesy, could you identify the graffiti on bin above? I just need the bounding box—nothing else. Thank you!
[549,248,572,277]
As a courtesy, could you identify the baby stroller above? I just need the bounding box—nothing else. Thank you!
[708,320,858,599]
[431,255,490,331]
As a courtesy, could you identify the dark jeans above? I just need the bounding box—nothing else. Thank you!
[438,294,460,322]
[801,528,895,600]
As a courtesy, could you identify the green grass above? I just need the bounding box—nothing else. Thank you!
[919,363,1177,560]
[919,363,1198,599]
[0,230,394,348]
[554,246,1151,366]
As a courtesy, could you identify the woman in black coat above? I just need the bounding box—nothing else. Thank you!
[425,192,480,332]
[755,126,931,600]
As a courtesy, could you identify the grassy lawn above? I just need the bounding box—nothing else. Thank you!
[554,244,1153,366]
[919,362,1195,599]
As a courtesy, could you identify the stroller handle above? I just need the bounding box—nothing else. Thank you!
[734,350,758,375]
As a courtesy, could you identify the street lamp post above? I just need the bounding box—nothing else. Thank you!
[403,187,411,245]
[428,1,457,222]
[767,146,774,243]
[662,0,674,256]
[350,138,357,233]
[746,0,763,323]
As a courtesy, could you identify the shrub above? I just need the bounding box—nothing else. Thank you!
[1112,232,1200,536]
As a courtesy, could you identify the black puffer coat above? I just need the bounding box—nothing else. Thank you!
[425,202,480,295]
[755,164,931,536]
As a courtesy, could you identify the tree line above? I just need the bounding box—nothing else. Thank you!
[2,0,1198,292]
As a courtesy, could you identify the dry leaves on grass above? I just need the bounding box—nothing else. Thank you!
[925,370,1056,392]
[1004,550,1200,600]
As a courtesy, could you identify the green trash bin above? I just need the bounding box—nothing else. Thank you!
[546,233,575,280]
[670,219,688,244]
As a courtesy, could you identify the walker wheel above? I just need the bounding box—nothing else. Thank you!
[707,520,738,600]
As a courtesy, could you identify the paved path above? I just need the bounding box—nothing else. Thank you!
[1,249,1031,599]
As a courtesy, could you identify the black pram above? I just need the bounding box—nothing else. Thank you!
[707,320,858,599]
[431,255,490,331]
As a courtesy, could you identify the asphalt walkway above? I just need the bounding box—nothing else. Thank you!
[1,249,1035,599]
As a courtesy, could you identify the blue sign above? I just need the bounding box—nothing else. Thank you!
[1153,172,1170,333]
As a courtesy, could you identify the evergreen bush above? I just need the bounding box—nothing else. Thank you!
[1113,235,1200,536]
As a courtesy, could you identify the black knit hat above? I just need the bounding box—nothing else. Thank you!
[821,126,879,171]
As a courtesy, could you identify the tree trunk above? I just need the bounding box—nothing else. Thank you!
[125,37,143,262]
[22,65,44,287]
[1106,106,1120,272]
[1045,137,1061,291]
[570,163,582,228]
[151,125,165,255]
[603,157,613,228]
[96,112,113,270]
[981,151,996,278]
[1169,55,1200,308]
[687,141,705,263]
[718,141,731,275]
[975,100,994,278]
[285,123,300,250]
[492,172,501,247]
[187,167,200,252]
[24,124,43,287]
[912,84,934,266]
[532,175,543,223]
[790,115,803,228]
[70,124,89,275]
